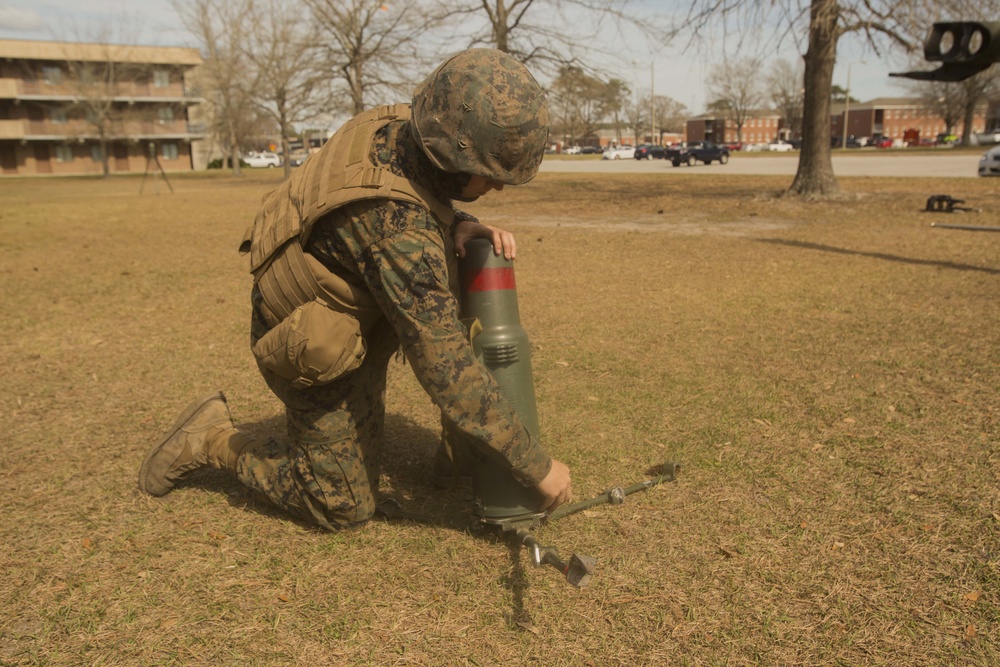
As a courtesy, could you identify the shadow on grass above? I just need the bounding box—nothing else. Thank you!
[177,411,537,618]
[179,413,472,531]
[758,237,1000,275]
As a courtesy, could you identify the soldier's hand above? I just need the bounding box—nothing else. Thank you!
[536,459,572,512]
[454,220,517,260]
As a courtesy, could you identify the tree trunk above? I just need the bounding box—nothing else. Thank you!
[351,58,364,115]
[493,1,509,52]
[229,125,241,176]
[280,112,292,179]
[100,136,110,178]
[789,0,840,196]
[961,104,975,145]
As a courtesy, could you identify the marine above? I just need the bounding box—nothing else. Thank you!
[138,49,573,530]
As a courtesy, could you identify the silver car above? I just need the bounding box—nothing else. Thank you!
[979,145,1000,177]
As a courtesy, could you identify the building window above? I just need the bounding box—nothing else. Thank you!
[42,66,62,84]
[161,142,178,160]
[153,70,170,88]
[51,108,68,124]
[158,106,174,123]
[91,145,103,162]
[56,145,73,162]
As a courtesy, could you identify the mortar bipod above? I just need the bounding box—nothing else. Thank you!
[515,529,597,588]
[502,462,680,587]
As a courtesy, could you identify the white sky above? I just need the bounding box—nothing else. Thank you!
[0,0,915,123]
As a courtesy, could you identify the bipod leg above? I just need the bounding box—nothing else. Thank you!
[514,529,596,588]
[139,158,151,195]
[155,156,174,193]
[546,461,679,523]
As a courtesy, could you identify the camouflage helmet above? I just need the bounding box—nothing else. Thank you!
[411,49,549,186]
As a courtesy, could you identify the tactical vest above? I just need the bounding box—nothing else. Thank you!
[239,104,458,388]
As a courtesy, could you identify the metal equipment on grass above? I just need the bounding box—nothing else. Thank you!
[377,238,678,588]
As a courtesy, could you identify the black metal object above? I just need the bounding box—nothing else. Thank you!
[925,194,970,213]
[890,22,1000,82]
[501,462,679,587]
[547,462,680,523]
[515,530,597,588]
[376,462,680,588]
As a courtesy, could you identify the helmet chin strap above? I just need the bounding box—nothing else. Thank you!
[404,121,477,203]
[447,171,477,202]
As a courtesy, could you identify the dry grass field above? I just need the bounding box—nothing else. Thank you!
[1,167,998,666]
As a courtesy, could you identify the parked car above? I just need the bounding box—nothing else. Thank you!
[602,145,636,160]
[562,145,582,155]
[288,152,310,167]
[243,151,282,168]
[979,130,1000,144]
[743,142,767,152]
[665,140,729,166]
[724,141,743,151]
[634,144,666,160]
[979,145,1000,177]
[767,140,794,152]
[872,137,893,148]
[580,145,603,154]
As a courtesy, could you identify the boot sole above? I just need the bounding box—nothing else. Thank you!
[137,391,228,496]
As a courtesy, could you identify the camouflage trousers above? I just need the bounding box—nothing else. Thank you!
[238,301,401,531]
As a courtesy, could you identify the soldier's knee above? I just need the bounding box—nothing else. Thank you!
[318,493,376,530]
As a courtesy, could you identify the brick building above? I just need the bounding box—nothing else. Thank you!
[686,112,784,145]
[0,39,205,176]
[831,97,988,144]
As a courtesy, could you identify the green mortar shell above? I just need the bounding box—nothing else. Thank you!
[459,238,544,518]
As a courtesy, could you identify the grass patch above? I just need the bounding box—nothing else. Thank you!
[1,170,998,665]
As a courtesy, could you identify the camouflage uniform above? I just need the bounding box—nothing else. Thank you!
[236,56,552,530]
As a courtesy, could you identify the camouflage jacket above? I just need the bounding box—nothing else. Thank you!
[305,120,552,487]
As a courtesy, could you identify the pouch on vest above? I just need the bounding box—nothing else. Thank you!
[251,300,366,389]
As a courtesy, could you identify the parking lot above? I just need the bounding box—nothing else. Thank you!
[540,151,985,178]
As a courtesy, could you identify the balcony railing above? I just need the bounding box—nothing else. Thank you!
[16,118,205,139]
[11,79,196,100]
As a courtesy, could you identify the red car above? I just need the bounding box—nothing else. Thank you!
[873,137,893,148]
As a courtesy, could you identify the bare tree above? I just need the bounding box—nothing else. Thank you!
[767,58,805,139]
[173,0,258,175]
[707,59,765,144]
[548,66,606,146]
[916,80,964,140]
[430,0,662,75]
[304,0,434,116]
[676,0,921,196]
[241,0,332,178]
[599,78,630,145]
[653,95,688,137]
[56,44,144,177]
[916,67,999,145]
[627,93,647,146]
[956,67,999,145]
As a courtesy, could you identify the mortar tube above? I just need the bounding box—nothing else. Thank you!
[458,237,544,519]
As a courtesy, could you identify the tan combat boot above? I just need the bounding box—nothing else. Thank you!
[138,391,247,497]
